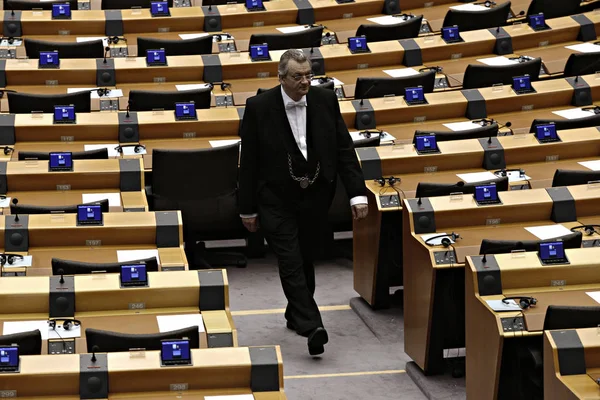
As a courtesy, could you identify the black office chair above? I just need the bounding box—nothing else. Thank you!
[462,57,542,89]
[11,199,109,215]
[355,15,423,42]
[442,1,511,31]
[52,256,159,275]
[563,52,600,78]
[24,39,104,59]
[413,123,500,143]
[101,0,173,9]
[85,326,200,353]
[137,36,213,56]
[354,70,436,99]
[551,169,600,187]
[18,148,108,161]
[248,26,323,51]
[148,145,247,268]
[6,0,78,10]
[0,330,42,355]
[526,0,581,19]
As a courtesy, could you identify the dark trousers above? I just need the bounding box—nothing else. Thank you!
[258,181,331,334]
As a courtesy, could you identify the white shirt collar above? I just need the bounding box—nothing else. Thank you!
[281,86,307,107]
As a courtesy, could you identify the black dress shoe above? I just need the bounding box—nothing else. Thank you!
[307,327,328,356]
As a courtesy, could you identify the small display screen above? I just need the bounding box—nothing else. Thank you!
[348,37,368,53]
[512,75,532,92]
[529,13,545,29]
[49,152,73,171]
[146,49,166,66]
[249,44,269,61]
[535,124,557,140]
[150,1,169,16]
[52,3,71,18]
[174,102,197,120]
[54,105,75,123]
[442,26,459,42]
[246,0,263,10]
[0,346,19,371]
[405,86,424,103]
[161,339,192,366]
[39,51,59,67]
[474,184,498,203]
[120,264,148,287]
[539,241,565,261]
[415,134,437,152]
[77,205,102,225]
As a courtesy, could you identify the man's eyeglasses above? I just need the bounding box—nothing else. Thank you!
[288,73,314,82]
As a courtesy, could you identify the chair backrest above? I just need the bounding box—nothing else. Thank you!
[355,15,423,42]
[18,148,109,161]
[413,123,499,143]
[128,88,212,111]
[52,256,159,275]
[137,36,213,56]
[442,2,511,31]
[415,176,509,198]
[563,53,600,77]
[479,231,582,255]
[353,135,381,148]
[462,57,542,89]
[24,39,104,59]
[529,114,600,132]
[8,91,91,113]
[11,199,109,215]
[101,0,173,9]
[0,330,42,355]
[354,70,436,99]
[7,0,77,10]
[552,169,600,187]
[527,0,581,19]
[249,26,323,51]
[85,326,200,353]
[543,305,600,330]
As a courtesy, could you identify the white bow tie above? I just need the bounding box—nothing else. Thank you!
[286,100,307,110]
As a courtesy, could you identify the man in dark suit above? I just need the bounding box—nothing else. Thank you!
[239,49,368,356]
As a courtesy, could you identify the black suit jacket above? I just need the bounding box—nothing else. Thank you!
[238,85,366,215]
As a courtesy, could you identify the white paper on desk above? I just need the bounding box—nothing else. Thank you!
[276,25,310,33]
[383,68,420,78]
[82,193,122,207]
[476,56,519,66]
[486,299,521,312]
[3,320,81,340]
[456,171,497,183]
[366,15,409,25]
[524,224,573,240]
[76,36,109,47]
[156,314,205,333]
[348,131,396,143]
[209,139,241,148]
[587,291,600,304]
[48,322,81,339]
[0,39,21,46]
[443,121,482,131]
[505,170,531,183]
[67,87,123,99]
[2,255,32,268]
[121,146,147,155]
[176,83,213,91]
[421,232,455,246]
[311,77,344,86]
[578,160,600,171]
[450,3,488,11]
[205,395,255,400]
[84,144,120,157]
[179,33,210,40]
[0,197,11,208]
[117,249,160,264]
[552,108,596,120]
[565,43,600,53]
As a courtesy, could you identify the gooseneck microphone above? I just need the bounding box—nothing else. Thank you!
[126,100,131,118]
[91,345,99,363]
[58,268,65,284]
[11,198,18,222]
[359,82,378,106]
[103,46,110,64]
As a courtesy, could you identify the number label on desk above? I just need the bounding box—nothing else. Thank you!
[61,136,74,142]
[257,72,270,78]
[546,155,559,162]
[551,280,566,287]
[486,218,501,225]
[58,30,70,35]
[170,383,188,391]
[46,80,59,86]
[253,21,264,27]
[56,184,71,191]
[423,1,433,7]
[158,27,170,33]
[424,166,438,173]
[129,302,146,310]
[451,53,462,60]
[153,77,166,83]
[521,104,534,111]
[183,132,196,138]
[413,116,426,123]
[343,13,353,18]
[539,40,549,47]
[0,391,16,398]
[86,240,101,246]
[357,63,369,69]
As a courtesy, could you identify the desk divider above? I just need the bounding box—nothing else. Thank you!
[202,6,221,32]
[202,54,223,83]
[5,214,27,252]
[0,114,15,145]
[461,89,487,119]
[478,137,506,169]
[546,186,578,223]
[305,47,325,75]
[572,13,597,42]
[3,10,21,37]
[566,76,593,106]
[293,0,314,25]
[96,58,116,87]
[399,39,422,67]
[104,10,123,36]
[352,99,376,130]
[155,211,181,248]
[118,111,139,142]
[119,158,142,192]
[488,27,513,55]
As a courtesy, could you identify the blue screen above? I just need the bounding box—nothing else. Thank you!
[513,75,531,91]
[39,51,59,66]
[246,0,263,9]
[52,3,70,17]
[54,105,75,122]
[529,13,545,28]
[405,87,424,103]
[49,152,72,169]
[0,347,18,368]
[250,44,269,60]
[161,340,191,363]
[146,49,166,65]
[175,102,196,119]
[535,124,557,140]
[150,1,169,15]
[539,241,565,260]
[120,264,147,284]
[77,205,102,223]
[475,184,498,202]
[442,26,459,41]
[348,37,367,52]
[415,135,436,152]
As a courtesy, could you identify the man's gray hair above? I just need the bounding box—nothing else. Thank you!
[278,49,310,77]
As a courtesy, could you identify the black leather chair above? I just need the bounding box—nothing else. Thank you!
[249,26,323,51]
[462,57,542,89]
[355,15,423,42]
[7,0,77,10]
[552,169,600,187]
[442,1,511,31]
[52,256,159,275]
[0,330,42,355]
[563,52,600,77]
[148,145,247,268]
[19,148,108,161]
[11,199,109,215]
[102,0,173,9]
[86,326,200,353]
[355,70,436,99]
[8,91,91,114]
[24,39,104,59]
[529,114,600,132]
[137,36,213,56]
[526,0,581,19]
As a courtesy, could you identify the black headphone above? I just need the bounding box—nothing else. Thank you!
[502,296,537,310]
[474,0,496,6]
[115,144,145,154]
[424,232,461,247]
[374,176,401,187]
[3,146,13,156]
[419,66,443,73]
[571,224,600,236]
[392,13,415,19]
[472,118,498,127]
[582,106,600,115]
[360,129,385,139]
[494,168,525,178]
[107,36,126,45]
[48,318,81,331]
[213,33,232,42]
[0,253,23,266]
[96,88,111,97]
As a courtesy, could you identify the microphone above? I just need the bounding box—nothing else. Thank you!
[11,198,18,222]
[91,345,99,363]
[126,100,131,118]
[103,46,110,64]
[58,268,65,284]
[481,241,524,263]
[8,2,14,17]
[498,121,513,135]
[208,4,211,10]
[359,82,378,106]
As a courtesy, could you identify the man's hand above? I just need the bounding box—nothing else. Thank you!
[352,204,368,220]
[242,216,259,232]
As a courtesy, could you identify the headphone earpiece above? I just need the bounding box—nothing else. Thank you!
[375,178,386,187]
[375,176,401,187]
[502,296,537,309]
[441,237,451,248]
[3,146,13,155]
